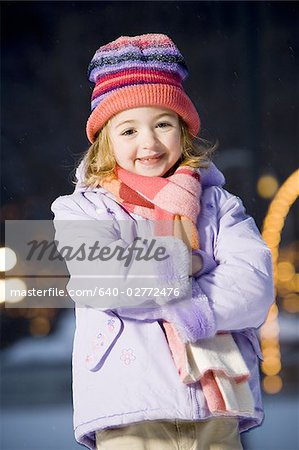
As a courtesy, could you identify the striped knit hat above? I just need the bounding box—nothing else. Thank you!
[86,34,200,143]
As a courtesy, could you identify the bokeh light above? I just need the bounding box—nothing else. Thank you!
[0,280,6,304]
[277,261,295,283]
[2,278,27,304]
[257,175,279,199]
[283,293,299,314]
[263,375,283,394]
[261,169,299,394]
[0,247,17,272]
[261,357,282,376]
[29,316,51,337]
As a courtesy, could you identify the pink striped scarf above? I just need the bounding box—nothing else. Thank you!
[101,165,201,250]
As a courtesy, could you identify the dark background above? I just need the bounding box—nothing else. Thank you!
[2,1,298,224]
[1,2,298,450]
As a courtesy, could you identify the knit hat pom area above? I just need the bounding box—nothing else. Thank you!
[86,34,200,143]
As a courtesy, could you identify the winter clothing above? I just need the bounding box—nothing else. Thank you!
[51,162,274,450]
[101,165,201,250]
[86,34,200,142]
[101,163,255,417]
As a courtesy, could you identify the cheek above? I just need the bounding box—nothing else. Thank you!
[171,138,183,158]
[113,145,135,165]
[110,138,124,158]
[168,131,182,150]
[113,152,121,164]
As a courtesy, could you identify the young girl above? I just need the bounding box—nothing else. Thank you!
[52,34,274,450]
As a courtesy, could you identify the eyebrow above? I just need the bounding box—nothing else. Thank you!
[115,120,135,129]
[114,113,177,129]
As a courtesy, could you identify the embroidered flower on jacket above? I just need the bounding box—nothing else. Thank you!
[120,348,136,365]
[85,354,93,363]
[107,318,116,331]
[93,332,106,349]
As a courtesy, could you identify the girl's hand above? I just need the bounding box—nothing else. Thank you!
[191,253,203,276]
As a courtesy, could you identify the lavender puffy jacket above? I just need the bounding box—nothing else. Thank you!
[51,163,274,450]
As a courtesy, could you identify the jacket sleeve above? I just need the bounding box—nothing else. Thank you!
[51,193,191,309]
[196,188,274,331]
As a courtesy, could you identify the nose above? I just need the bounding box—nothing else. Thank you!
[140,129,159,149]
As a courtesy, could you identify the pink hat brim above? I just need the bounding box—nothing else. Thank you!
[86,84,200,143]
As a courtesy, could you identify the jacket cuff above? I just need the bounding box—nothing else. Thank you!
[178,282,217,343]
[161,281,217,343]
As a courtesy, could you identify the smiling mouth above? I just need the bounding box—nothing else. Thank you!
[137,154,164,163]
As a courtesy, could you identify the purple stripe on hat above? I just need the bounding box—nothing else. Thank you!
[89,61,187,84]
[88,46,187,82]
[91,91,111,110]
[142,47,182,57]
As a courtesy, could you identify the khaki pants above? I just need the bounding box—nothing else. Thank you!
[96,418,243,450]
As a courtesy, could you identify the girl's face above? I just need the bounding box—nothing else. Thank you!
[108,107,182,177]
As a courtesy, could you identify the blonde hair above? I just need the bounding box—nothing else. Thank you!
[80,118,217,187]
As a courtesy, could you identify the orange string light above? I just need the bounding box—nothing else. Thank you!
[261,169,299,394]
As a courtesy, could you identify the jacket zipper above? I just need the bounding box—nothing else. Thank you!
[189,383,201,419]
